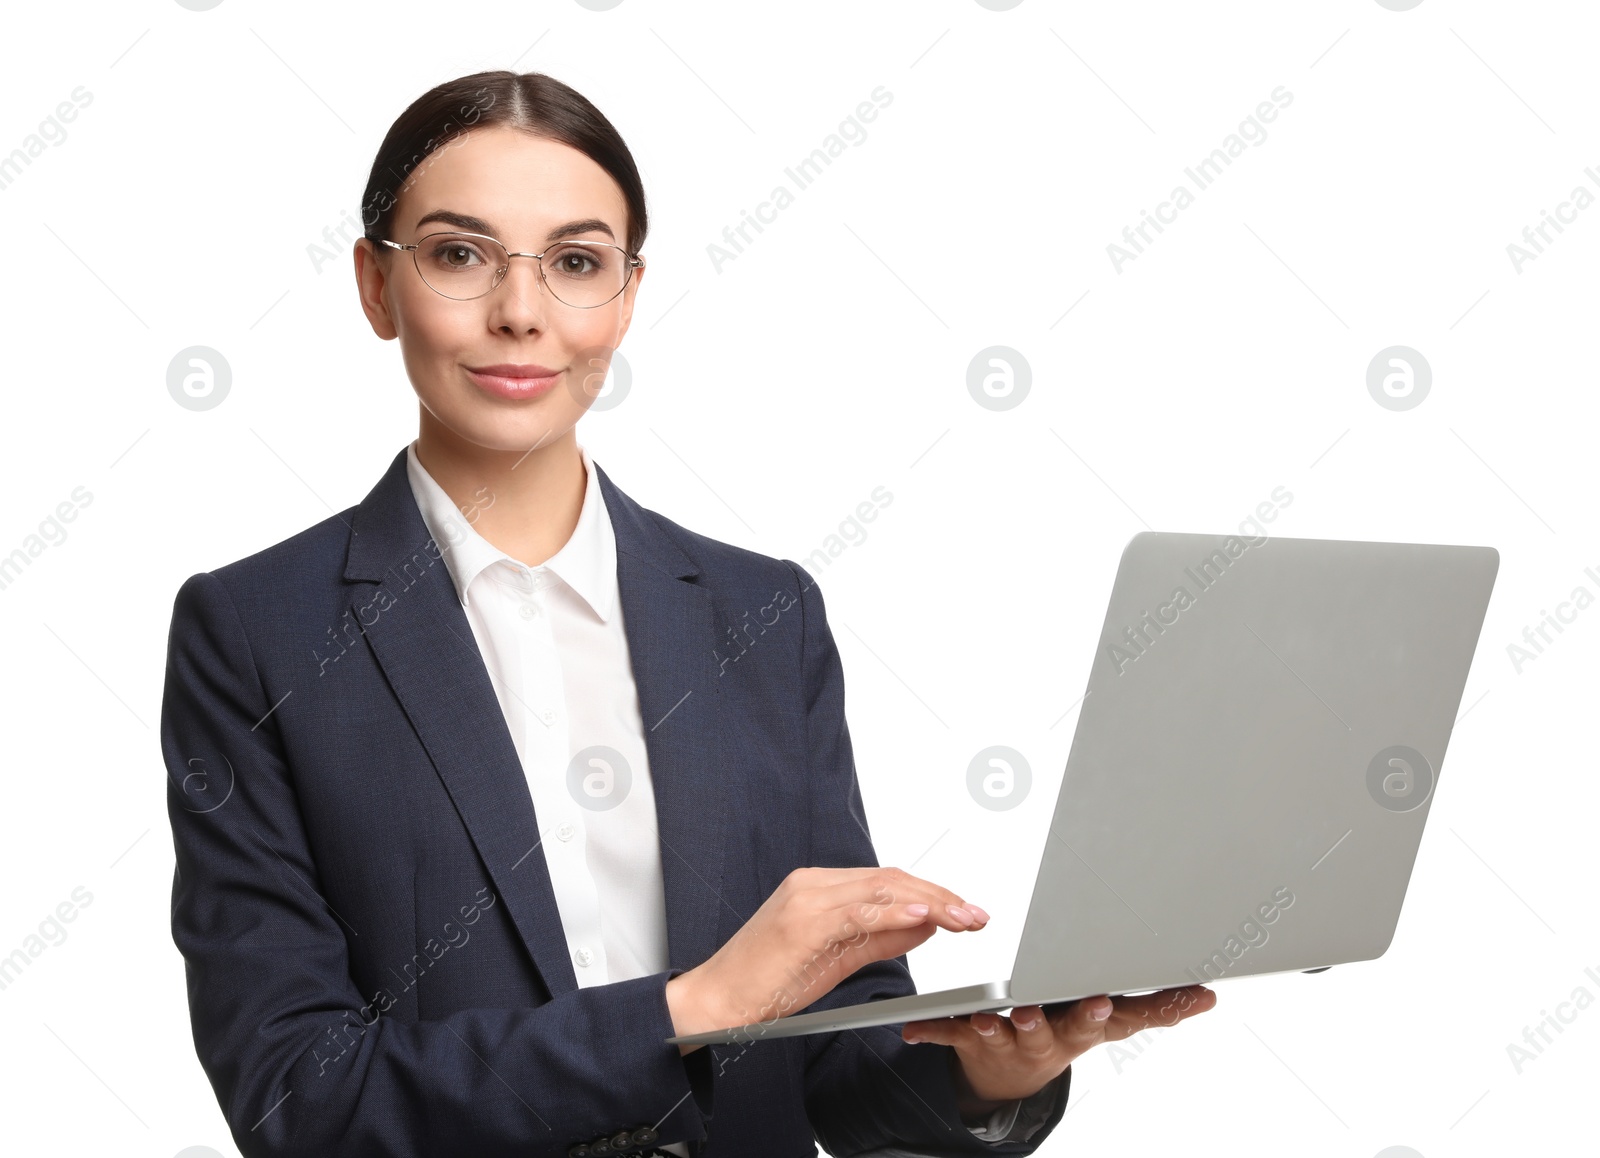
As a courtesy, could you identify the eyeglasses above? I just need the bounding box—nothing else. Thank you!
[379,230,643,308]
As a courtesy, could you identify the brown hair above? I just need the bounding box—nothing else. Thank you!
[359,70,648,256]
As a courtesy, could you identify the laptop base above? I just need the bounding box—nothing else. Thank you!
[665,980,1014,1046]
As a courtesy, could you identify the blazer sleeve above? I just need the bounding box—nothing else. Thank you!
[161,571,714,1157]
[781,561,1072,1155]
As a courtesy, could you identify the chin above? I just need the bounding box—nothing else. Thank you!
[453,408,579,455]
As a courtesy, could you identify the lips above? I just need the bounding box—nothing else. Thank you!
[468,363,560,378]
[465,363,563,401]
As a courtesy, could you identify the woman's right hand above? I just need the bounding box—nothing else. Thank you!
[664,866,989,1053]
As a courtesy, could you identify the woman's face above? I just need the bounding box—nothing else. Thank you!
[356,125,643,456]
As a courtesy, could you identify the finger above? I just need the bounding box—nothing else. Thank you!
[1146,985,1215,1023]
[814,868,988,924]
[819,889,992,934]
[817,898,950,952]
[779,866,894,893]
[1007,1005,1055,1058]
[809,893,988,940]
[1049,994,1114,1052]
[811,906,941,974]
[1106,986,1216,1035]
[901,1008,1016,1049]
[965,1011,1017,1053]
[786,864,959,902]
[901,1015,970,1048]
[810,872,990,932]
[825,902,941,958]
[748,886,942,981]
[853,921,940,961]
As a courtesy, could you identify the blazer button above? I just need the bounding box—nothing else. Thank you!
[589,1141,613,1156]
[566,1146,590,1158]
[631,1126,660,1145]
[609,1131,634,1150]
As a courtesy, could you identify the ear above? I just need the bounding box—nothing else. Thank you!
[354,238,400,341]
[611,257,646,347]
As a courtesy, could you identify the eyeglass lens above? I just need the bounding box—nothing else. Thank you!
[413,232,631,306]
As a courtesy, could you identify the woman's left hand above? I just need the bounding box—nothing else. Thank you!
[901,984,1218,1109]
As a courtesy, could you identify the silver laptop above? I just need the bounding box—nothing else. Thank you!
[666,531,1499,1047]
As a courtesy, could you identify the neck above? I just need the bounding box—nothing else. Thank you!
[414,408,586,569]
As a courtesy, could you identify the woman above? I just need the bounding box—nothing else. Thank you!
[160,70,1214,1158]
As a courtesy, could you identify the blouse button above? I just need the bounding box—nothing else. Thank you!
[519,603,539,619]
[556,821,576,842]
[574,946,593,967]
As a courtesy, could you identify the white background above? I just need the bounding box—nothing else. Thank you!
[0,1,1594,1155]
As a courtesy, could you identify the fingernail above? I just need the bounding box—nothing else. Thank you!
[904,1033,922,1044]
[1014,1016,1039,1031]
[946,904,974,925]
[974,1019,996,1037]
[905,903,929,916]
[967,904,990,923]
[1091,1002,1112,1021]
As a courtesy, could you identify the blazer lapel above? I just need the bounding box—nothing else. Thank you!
[595,460,733,978]
[342,447,731,999]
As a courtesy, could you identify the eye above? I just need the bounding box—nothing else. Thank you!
[424,235,492,270]
[434,242,483,268]
[548,244,607,278]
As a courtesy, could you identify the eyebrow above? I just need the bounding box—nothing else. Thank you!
[413,210,616,244]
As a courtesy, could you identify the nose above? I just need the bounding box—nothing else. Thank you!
[488,254,549,332]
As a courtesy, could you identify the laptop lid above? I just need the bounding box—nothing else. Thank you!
[1007,532,1498,1007]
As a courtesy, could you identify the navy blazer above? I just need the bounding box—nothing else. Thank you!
[161,444,1071,1157]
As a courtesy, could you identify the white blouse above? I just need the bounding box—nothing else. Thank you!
[404,439,1035,1148]
[406,438,669,991]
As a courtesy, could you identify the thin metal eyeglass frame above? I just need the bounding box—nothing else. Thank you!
[378,230,644,308]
